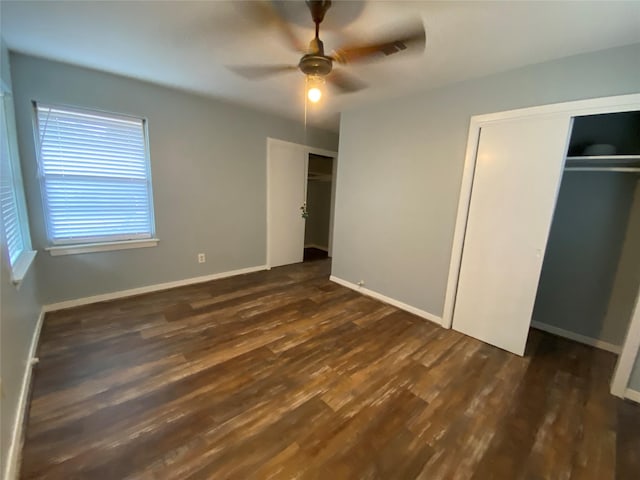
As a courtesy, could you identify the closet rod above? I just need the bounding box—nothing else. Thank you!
[564,167,640,173]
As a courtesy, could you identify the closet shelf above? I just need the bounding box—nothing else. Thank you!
[307,172,332,182]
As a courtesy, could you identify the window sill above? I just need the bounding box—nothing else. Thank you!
[10,250,37,288]
[46,238,159,256]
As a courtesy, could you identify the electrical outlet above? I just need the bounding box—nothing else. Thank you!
[198,253,206,263]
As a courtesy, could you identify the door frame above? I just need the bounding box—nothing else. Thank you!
[439,93,640,397]
[266,137,338,269]
[611,293,640,399]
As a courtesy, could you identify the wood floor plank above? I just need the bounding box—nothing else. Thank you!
[19,259,640,479]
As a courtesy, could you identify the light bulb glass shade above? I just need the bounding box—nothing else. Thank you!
[306,75,325,104]
[307,87,322,103]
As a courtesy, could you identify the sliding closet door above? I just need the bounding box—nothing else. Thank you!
[452,115,572,355]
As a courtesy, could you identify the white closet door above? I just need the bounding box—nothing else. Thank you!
[267,140,308,268]
[452,115,572,355]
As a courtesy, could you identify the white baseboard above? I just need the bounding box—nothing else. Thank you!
[530,321,621,354]
[624,388,640,404]
[329,275,442,326]
[304,244,329,252]
[43,265,268,312]
[4,308,45,480]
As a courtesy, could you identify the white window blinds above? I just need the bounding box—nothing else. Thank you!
[35,104,155,245]
[1,94,26,266]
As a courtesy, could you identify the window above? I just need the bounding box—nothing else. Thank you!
[34,103,157,254]
[1,86,35,283]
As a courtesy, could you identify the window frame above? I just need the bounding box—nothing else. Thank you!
[32,101,158,252]
[1,80,36,285]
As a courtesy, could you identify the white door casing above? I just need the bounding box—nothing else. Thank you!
[452,114,572,355]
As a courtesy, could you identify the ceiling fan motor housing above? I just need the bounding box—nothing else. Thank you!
[299,54,333,76]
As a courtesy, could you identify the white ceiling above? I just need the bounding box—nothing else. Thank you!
[2,1,640,132]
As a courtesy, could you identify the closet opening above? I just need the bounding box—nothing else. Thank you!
[303,153,334,262]
[531,111,640,354]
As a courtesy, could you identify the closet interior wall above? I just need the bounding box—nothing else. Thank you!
[304,154,333,252]
[532,111,640,349]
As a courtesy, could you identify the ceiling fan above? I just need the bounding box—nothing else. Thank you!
[228,0,426,102]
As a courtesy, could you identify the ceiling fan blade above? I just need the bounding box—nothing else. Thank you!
[243,1,306,53]
[228,64,298,79]
[326,70,367,93]
[331,20,425,64]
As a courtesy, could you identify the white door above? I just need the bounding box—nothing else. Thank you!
[267,139,308,268]
[452,115,572,355]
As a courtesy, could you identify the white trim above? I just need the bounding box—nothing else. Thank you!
[328,151,337,258]
[0,78,11,95]
[266,137,337,269]
[46,238,159,256]
[2,89,36,279]
[469,93,640,124]
[266,138,272,270]
[530,321,621,354]
[442,93,640,330]
[4,309,45,480]
[442,117,481,329]
[304,244,329,252]
[611,291,640,397]
[330,275,442,326]
[43,265,268,312]
[624,388,640,404]
[10,249,37,287]
[267,137,337,159]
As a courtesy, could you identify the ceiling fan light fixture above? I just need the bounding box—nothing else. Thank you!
[308,87,322,103]
[226,0,425,103]
[306,75,325,103]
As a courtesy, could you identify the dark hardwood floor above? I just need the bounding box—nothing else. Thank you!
[21,259,640,479]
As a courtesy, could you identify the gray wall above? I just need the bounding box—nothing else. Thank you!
[10,53,339,304]
[0,253,39,478]
[332,43,640,319]
[532,173,638,345]
[0,40,42,478]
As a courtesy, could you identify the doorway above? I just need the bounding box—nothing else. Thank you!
[266,138,337,269]
[531,111,640,353]
[304,153,334,262]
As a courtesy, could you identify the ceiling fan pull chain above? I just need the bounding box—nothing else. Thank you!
[303,78,308,145]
